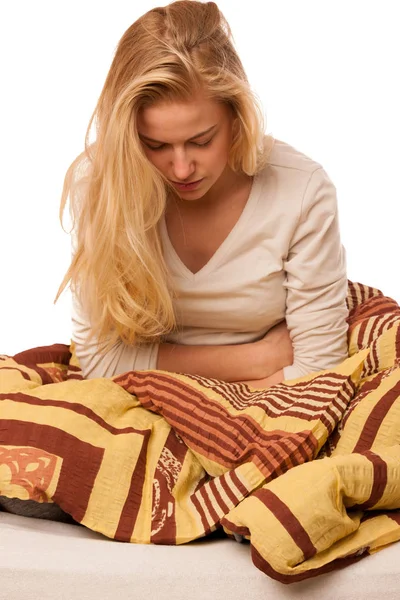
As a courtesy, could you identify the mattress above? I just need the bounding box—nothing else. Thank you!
[1,513,400,600]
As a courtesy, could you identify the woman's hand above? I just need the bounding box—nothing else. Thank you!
[255,320,294,378]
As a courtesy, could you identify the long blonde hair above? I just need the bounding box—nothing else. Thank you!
[55,0,274,352]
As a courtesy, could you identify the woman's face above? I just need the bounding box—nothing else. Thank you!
[137,95,235,201]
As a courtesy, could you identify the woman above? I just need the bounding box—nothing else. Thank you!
[56,0,348,389]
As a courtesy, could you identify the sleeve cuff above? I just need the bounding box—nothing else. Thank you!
[117,341,160,372]
[282,363,309,382]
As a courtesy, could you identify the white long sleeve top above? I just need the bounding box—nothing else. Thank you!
[71,138,349,381]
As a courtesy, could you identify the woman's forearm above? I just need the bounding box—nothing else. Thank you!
[157,339,284,382]
[157,321,294,382]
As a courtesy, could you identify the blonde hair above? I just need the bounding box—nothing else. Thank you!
[55,0,274,352]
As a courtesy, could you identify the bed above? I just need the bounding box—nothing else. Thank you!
[1,511,400,600]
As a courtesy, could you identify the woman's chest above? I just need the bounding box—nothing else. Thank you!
[164,178,253,275]
[165,207,244,274]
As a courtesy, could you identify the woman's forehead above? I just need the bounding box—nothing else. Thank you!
[137,96,229,138]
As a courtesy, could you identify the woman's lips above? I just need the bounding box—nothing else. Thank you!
[171,178,203,191]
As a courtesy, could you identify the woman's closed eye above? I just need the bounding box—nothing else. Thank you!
[192,138,213,148]
[144,139,213,151]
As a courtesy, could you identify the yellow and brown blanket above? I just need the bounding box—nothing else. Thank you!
[1,281,400,583]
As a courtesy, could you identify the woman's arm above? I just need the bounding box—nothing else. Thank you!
[73,288,293,381]
[238,167,349,390]
[157,322,292,382]
[281,167,349,380]
[157,341,266,382]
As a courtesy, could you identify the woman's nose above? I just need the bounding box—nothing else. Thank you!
[171,151,195,181]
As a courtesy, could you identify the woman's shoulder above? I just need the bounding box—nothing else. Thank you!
[254,137,337,219]
[263,137,325,176]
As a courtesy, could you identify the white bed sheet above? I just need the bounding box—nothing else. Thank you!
[1,512,399,600]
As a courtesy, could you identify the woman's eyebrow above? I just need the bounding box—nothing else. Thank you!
[139,124,217,144]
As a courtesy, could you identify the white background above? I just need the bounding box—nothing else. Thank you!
[1,1,399,355]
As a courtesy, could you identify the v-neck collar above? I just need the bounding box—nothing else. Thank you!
[160,172,262,282]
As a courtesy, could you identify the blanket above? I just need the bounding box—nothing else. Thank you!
[1,280,400,583]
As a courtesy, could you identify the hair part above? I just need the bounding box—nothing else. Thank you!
[55,0,274,353]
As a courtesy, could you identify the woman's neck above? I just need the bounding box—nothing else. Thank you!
[167,167,253,216]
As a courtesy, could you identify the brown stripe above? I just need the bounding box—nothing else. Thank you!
[353,380,400,452]
[198,483,220,524]
[386,511,400,526]
[194,473,211,494]
[0,392,148,436]
[349,299,400,339]
[353,451,388,510]
[251,543,368,584]
[366,285,375,300]
[208,477,230,515]
[363,338,375,378]
[0,367,31,381]
[253,444,293,478]
[360,283,366,304]
[260,434,316,479]
[357,318,369,349]
[220,516,250,538]
[115,429,151,542]
[230,469,251,498]
[320,411,336,434]
[346,280,357,312]
[336,381,357,414]
[374,313,397,343]
[0,418,102,522]
[293,432,316,459]
[250,433,316,479]
[323,402,348,435]
[190,488,212,534]
[368,285,382,298]
[363,338,374,377]
[255,489,316,561]
[13,343,71,366]
[67,364,82,373]
[219,472,242,506]
[356,295,396,321]
[342,373,384,428]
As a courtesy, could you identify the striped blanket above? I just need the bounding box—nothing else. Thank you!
[1,281,400,583]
